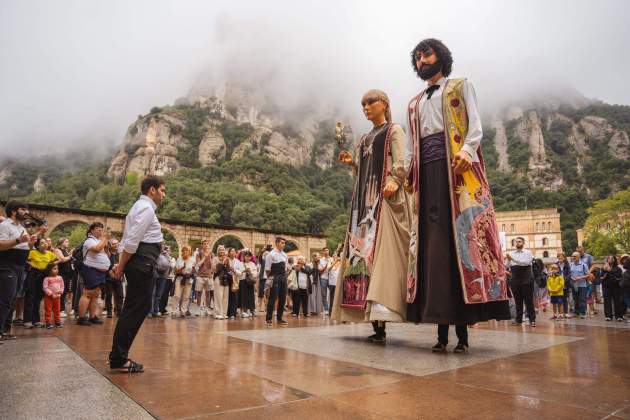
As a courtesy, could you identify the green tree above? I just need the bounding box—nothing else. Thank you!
[584,187,630,253]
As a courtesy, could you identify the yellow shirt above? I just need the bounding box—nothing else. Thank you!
[547,274,564,297]
[27,250,57,271]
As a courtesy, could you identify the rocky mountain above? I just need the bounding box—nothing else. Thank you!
[102,83,629,202]
[106,83,346,180]
[484,99,630,198]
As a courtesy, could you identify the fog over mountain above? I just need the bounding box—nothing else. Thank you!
[1,0,628,157]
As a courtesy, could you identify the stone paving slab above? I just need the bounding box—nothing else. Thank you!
[223,322,583,377]
[0,337,154,420]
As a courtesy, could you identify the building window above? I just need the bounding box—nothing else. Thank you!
[548,222,552,231]
[543,251,549,258]
[511,239,515,247]
[501,224,505,232]
[542,237,548,246]
[535,222,539,232]
[511,224,515,233]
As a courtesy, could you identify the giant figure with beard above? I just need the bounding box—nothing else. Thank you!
[405,38,510,353]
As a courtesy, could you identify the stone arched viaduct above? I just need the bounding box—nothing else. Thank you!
[19,202,326,257]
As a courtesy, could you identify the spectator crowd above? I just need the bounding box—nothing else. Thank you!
[1,199,628,344]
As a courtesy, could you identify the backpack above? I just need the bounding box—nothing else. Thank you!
[532,259,547,289]
[72,239,88,272]
[156,253,171,276]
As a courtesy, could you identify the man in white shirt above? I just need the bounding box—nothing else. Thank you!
[0,201,38,341]
[265,237,289,326]
[318,247,332,314]
[109,175,165,373]
[507,237,536,326]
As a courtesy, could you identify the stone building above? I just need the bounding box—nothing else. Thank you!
[496,208,563,263]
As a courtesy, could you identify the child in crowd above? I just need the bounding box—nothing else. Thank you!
[42,264,64,328]
[546,263,565,320]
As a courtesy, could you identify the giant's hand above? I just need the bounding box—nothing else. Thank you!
[383,180,399,199]
[338,151,354,166]
[452,150,472,175]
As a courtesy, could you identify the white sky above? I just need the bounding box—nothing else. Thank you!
[1,0,628,157]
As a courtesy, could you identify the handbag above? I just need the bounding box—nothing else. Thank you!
[287,270,298,291]
[231,273,239,292]
[245,271,257,285]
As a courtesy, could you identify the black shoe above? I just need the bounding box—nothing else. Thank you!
[277,319,289,325]
[46,323,54,329]
[265,320,273,326]
[367,333,386,344]
[89,317,103,325]
[431,342,448,353]
[453,343,469,353]
[77,317,92,326]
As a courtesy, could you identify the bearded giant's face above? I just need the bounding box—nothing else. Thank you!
[418,60,442,80]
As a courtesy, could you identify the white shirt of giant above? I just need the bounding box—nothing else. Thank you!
[119,195,163,254]
[405,76,483,166]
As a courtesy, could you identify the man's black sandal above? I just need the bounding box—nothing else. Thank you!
[111,359,144,373]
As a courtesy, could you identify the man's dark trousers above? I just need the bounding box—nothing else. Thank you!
[109,243,159,367]
[0,266,21,334]
[266,274,287,322]
[437,324,468,345]
[106,279,125,316]
[512,282,536,323]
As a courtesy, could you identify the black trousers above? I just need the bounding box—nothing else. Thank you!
[328,285,336,313]
[266,275,287,322]
[24,269,44,324]
[292,289,309,315]
[512,282,536,323]
[603,284,624,319]
[227,289,238,317]
[437,324,468,345]
[72,273,83,314]
[159,278,173,313]
[105,280,125,315]
[0,266,21,334]
[109,253,156,366]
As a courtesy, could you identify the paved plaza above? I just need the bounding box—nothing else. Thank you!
[1,307,629,419]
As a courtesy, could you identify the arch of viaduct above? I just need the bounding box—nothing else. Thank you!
[17,202,327,257]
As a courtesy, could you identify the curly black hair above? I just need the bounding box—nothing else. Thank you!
[410,38,453,78]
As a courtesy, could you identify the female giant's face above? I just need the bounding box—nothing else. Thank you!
[362,97,387,122]
[228,249,236,259]
[182,248,191,258]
